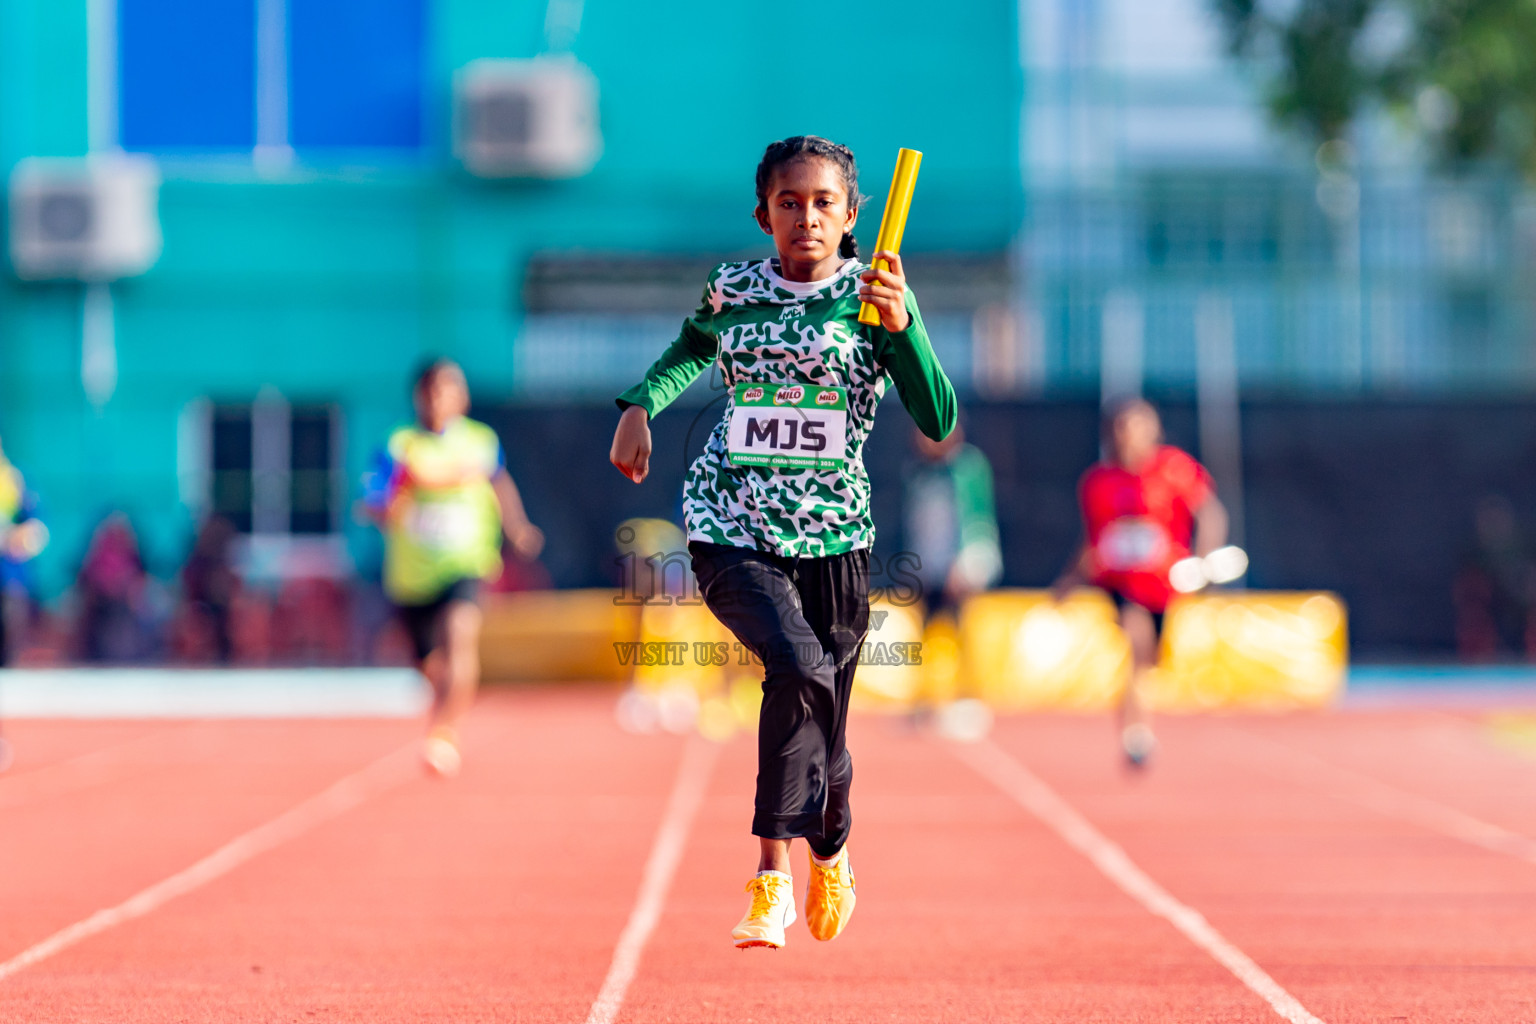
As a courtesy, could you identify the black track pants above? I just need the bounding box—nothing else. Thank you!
[689,541,870,858]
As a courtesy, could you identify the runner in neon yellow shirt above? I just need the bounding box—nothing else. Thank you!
[0,435,47,773]
[367,360,543,776]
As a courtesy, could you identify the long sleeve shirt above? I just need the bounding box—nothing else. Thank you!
[617,258,956,557]
[904,442,1003,591]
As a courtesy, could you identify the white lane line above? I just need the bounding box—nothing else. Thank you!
[1229,729,1536,865]
[0,741,418,982]
[953,739,1327,1024]
[585,734,720,1024]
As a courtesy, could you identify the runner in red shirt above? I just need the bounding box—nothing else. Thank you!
[1054,398,1229,767]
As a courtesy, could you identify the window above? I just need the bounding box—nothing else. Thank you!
[289,0,424,149]
[210,405,256,532]
[119,0,424,155]
[203,398,343,535]
[288,406,337,534]
[119,0,257,150]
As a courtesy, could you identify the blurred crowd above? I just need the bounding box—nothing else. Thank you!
[0,510,550,668]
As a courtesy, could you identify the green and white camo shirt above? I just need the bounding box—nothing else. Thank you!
[616,258,957,557]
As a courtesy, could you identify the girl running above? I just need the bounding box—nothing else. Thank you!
[610,136,956,949]
[1053,398,1228,767]
[366,359,543,777]
[0,436,47,773]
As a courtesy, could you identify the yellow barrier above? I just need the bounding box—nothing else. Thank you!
[480,589,640,683]
[631,595,933,727]
[632,599,760,740]
[482,586,1346,717]
[960,590,1131,712]
[1152,591,1347,710]
[849,598,927,712]
[632,599,739,697]
[959,588,1346,712]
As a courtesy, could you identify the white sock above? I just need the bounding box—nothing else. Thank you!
[755,869,791,881]
[811,849,843,868]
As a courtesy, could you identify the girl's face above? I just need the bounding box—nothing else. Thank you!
[1111,405,1161,468]
[415,366,470,432]
[754,156,857,281]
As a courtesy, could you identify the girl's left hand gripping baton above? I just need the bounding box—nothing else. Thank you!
[858,147,923,327]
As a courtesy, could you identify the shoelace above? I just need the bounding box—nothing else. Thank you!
[745,875,787,919]
[811,856,852,891]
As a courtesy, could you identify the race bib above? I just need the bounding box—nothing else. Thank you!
[1097,518,1169,572]
[727,383,847,470]
[404,499,479,551]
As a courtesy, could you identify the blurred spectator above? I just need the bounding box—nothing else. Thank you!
[74,513,162,663]
[228,586,274,665]
[271,576,351,663]
[902,419,1002,617]
[178,515,239,662]
[1453,495,1536,661]
[0,436,48,667]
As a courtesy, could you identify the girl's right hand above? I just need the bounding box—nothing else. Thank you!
[610,405,653,483]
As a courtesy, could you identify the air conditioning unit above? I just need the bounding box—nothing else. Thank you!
[455,57,601,179]
[8,155,162,281]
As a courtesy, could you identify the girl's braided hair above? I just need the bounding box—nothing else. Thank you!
[754,136,865,259]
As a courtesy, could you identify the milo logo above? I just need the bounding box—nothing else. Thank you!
[815,390,839,406]
[774,386,804,406]
[742,386,765,402]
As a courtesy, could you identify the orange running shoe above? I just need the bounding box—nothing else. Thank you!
[805,847,856,941]
[732,872,796,949]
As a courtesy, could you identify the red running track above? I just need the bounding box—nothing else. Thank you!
[1,689,1534,1022]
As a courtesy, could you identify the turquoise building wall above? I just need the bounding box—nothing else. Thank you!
[0,1,1025,593]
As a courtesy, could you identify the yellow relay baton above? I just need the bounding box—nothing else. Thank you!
[858,147,923,327]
